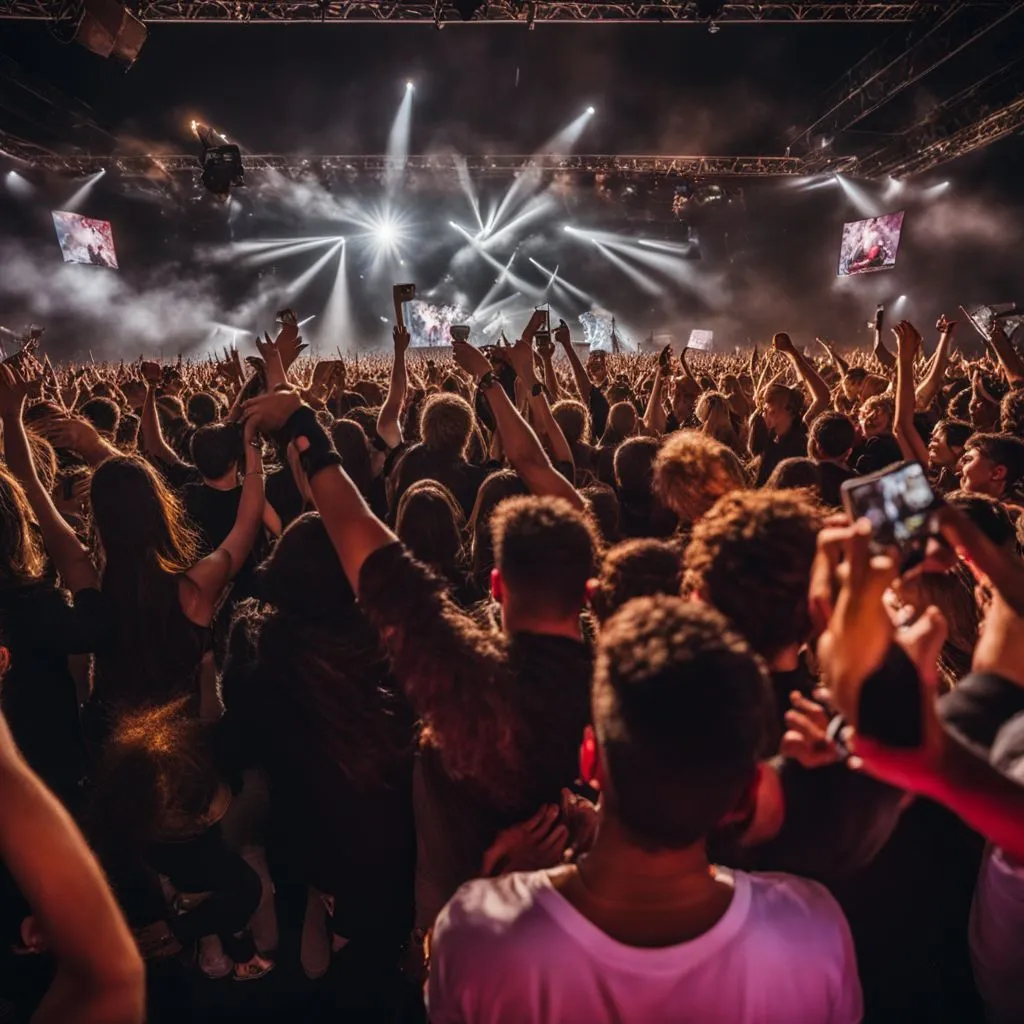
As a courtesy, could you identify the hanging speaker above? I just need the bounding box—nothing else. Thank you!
[74,0,147,65]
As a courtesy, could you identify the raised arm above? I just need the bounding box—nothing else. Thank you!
[454,339,583,510]
[915,314,956,411]
[376,325,409,449]
[987,317,1024,387]
[139,361,183,465]
[504,337,575,477]
[773,333,831,423]
[643,346,671,435]
[555,320,592,404]
[180,416,266,625]
[872,321,896,373]
[537,340,563,401]
[0,367,98,593]
[0,709,144,1024]
[891,321,930,465]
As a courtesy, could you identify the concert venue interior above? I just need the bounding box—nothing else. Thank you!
[0,3,1022,355]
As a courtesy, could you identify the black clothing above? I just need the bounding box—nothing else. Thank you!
[755,423,809,487]
[817,461,857,508]
[852,433,904,476]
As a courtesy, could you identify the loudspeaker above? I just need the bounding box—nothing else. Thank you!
[74,0,147,65]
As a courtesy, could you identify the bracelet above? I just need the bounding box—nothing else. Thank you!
[283,405,343,482]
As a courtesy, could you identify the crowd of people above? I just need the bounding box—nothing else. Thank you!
[0,304,1023,1023]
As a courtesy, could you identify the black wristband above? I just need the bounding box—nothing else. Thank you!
[477,371,498,391]
[282,406,343,482]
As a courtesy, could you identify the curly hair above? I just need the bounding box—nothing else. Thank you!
[653,430,747,526]
[590,538,684,624]
[684,488,823,660]
[1001,388,1024,436]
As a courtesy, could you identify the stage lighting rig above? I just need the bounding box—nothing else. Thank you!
[454,0,485,20]
[193,121,243,198]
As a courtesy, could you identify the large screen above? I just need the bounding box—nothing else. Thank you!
[837,211,904,277]
[51,211,119,269]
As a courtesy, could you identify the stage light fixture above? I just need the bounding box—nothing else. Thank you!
[406,81,415,91]
[586,106,595,115]
[193,121,244,198]
[72,0,147,65]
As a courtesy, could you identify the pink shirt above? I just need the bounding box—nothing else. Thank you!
[429,867,862,1023]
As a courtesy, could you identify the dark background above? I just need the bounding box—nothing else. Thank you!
[1,16,1022,356]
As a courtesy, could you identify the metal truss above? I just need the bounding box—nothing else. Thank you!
[867,94,1024,177]
[794,0,1024,160]
[12,151,812,175]
[0,1,987,24]
[857,58,1024,175]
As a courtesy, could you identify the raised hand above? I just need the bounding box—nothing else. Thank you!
[772,331,795,354]
[451,339,492,380]
[936,313,957,335]
[241,387,302,433]
[892,320,922,359]
[140,360,162,385]
[780,692,843,769]
[480,804,568,877]
[554,319,572,349]
[254,331,288,390]
[0,363,31,418]
[393,324,410,354]
[506,337,538,383]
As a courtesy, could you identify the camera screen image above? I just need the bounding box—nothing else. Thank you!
[843,462,937,548]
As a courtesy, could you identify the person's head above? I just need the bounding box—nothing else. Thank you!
[653,430,747,526]
[764,456,821,494]
[859,394,894,438]
[947,387,972,422]
[90,455,200,573]
[841,367,867,402]
[189,423,242,482]
[590,597,769,850]
[762,383,803,437]
[945,490,1017,553]
[581,483,621,546]
[0,464,45,590]
[600,402,637,445]
[695,391,732,431]
[353,379,384,407]
[1000,388,1024,436]
[809,410,856,464]
[80,397,120,439]
[468,470,529,587]
[490,496,598,631]
[23,401,64,429]
[551,399,590,447]
[672,376,701,420]
[685,489,822,663]
[607,381,633,406]
[116,411,140,450]
[395,480,466,581]
[969,380,1001,431]
[959,433,1024,498]
[331,418,373,498]
[420,392,474,458]
[613,436,660,498]
[928,419,972,471]
[590,539,684,625]
[186,391,219,428]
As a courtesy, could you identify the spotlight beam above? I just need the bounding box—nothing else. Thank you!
[282,240,344,299]
[318,242,353,354]
[592,241,665,297]
[528,257,594,305]
[63,169,106,213]
[241,237,344,267]
[385,85,414,198]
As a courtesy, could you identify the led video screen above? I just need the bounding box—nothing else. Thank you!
[51,211,119,269]
[837,211,904,277]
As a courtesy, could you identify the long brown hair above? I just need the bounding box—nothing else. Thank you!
[90,456,205,708]
[0,465,45,590]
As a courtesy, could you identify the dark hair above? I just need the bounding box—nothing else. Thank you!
[343,406,381,444]
[581,482,621,546]
[590,538,683,624]
[551,400,590,446]
[237,513,410,791]
[491,496,597,618]
[331,419,373,499]
[810,411,856,459]
[599,402,637,447]
[613,436,660,498]
[90,456,205,707]
[945,490,1017,549]
[935,419,973,451]
[964,433,1024,488]
[190,422,242,480]
[468,470,529,590]
[765,457,821,493]
[187,391,219,428]
[947,389,971,421]
[80,397,120,437]
[1001,389,1024,436]
[395,480,466,584]
[685,489,822,660]
[116,411,140,449]
[420,393,473,457]
[594,597,769,850]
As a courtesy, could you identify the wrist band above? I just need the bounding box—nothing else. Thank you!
[283,405,343,481]
[478,370,498,391]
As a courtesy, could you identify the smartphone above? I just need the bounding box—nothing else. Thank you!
[450,324,471,343]
[393,283,416,335]
[841,461,941,553]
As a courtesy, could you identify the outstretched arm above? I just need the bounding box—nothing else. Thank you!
[892,322,930,465]
[0,710,144,1024]
[643,348,670,436]
[988,318,1024,387]
[139,361,183,465]
[555,320,593,404]
[774,333,831,422]
[0,367,98,593]
[455,339,583,510]
[915,315,955,411]
[377,326,409,449]
[872,323,896,373]
[816,337,850,377]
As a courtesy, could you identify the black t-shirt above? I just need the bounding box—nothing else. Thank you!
[393,445,492,518]
[755,423,809,487]
[266,464,307,529]
[183,483,270,593]
[818,461,858,508]
[852,434,904,476]
[0,583,114,804]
